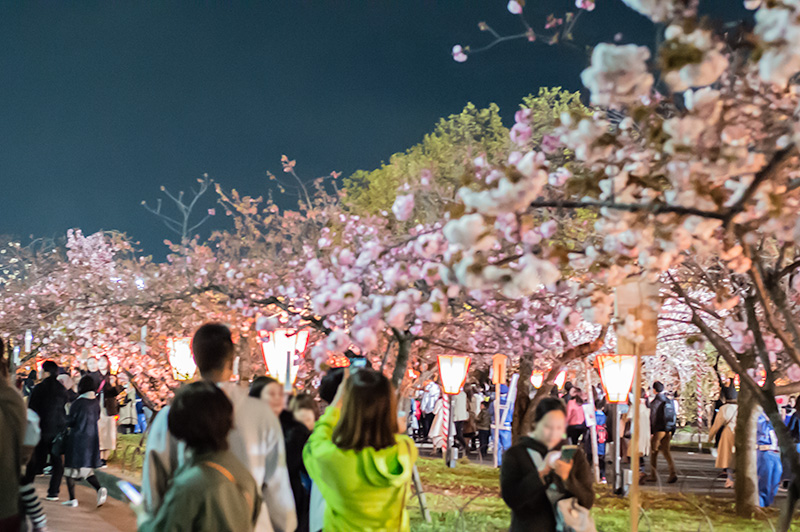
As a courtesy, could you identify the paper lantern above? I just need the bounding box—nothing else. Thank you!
[531,371,544,389]
[166,337,196,381]
[595,353,636,403]
[259,329,310,387]
[438,354,471,395]
[555,369,567,390]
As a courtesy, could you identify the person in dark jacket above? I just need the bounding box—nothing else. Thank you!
[251,377,311,532]
[61,376,107,508]
[22,360,68,500]
[22,370,37,397]
[648,381,677,483]
[476,401,492,458]
[501,397,594,532]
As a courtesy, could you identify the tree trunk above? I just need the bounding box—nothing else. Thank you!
[390,330,411,389]
[734,380,759,517]
[512,353,533,444]
[517,331,607,436]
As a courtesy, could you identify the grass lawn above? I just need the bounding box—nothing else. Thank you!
[105,435,797,531]
[107,433,146,479]
[411,457,797,531]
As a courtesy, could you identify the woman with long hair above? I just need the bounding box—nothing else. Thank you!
[303,368,418,532]
[708,387,738,488]
[501,397,594,532]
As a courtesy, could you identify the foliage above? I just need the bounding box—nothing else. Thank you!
[343,102,509,221]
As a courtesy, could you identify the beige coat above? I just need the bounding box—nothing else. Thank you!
[709,403,737,469]
[628,400,651,458]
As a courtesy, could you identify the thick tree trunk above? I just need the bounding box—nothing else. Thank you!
[520,364,563,436]
[391,330,411,389]
[518,331,607,436]
[734,381,759,517]
[511,353,533,444]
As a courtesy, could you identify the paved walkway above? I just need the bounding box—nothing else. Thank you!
[31,475,137,532]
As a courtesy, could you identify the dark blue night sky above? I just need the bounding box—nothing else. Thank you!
[0,1,746,254]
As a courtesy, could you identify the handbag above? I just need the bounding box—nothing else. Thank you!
[51,428,69,456]
[556,497,597,532]
[527,448,597,532]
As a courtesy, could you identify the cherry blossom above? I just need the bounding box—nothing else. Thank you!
[580,43,654,106]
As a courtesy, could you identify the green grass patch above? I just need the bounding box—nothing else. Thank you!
[410,458,793,532]
[107,433,146,478]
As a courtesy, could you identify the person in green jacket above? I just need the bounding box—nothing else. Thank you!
[133,381,261,532]
[303,368,418,532]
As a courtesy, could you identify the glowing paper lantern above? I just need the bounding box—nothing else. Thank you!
[167,337,196,381]
[259,329,310,388]
[437,354,471,395]
[554,369,567,390]
[595,354,636,403]
[531,369,566,389]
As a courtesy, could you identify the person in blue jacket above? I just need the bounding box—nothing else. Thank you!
[492,384,514,466]
[756,409,782,507]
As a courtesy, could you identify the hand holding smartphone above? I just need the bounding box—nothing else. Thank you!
[560,445,578,463]
[117,480,143,506]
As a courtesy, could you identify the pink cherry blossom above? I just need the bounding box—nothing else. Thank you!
[451,45,468,62]
[391,194,415,221]
[507,0,523,15]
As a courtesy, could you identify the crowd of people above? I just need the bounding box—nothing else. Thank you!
[2,354,137,531]
[2,326,798,531]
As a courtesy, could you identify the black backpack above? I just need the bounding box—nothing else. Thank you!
[662,399,677,432]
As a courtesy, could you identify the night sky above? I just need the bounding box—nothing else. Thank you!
[0,1,746,255]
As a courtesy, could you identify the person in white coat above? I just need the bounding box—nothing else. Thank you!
[627,390,651,482]
[420,380,441,441]
[143,323,297,532]
[452,389,470,450]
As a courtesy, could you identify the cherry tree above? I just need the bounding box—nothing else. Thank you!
[443,0,800,524]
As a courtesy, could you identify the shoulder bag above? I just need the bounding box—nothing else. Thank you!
[527,448,597,532]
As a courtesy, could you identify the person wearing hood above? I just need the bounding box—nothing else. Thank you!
[303,368,417,532]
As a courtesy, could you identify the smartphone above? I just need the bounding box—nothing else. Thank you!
[560,445,578,463]
[117,480,143,506]
[349,356,368,374]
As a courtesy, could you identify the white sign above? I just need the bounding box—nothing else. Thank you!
[583,403,596,428]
